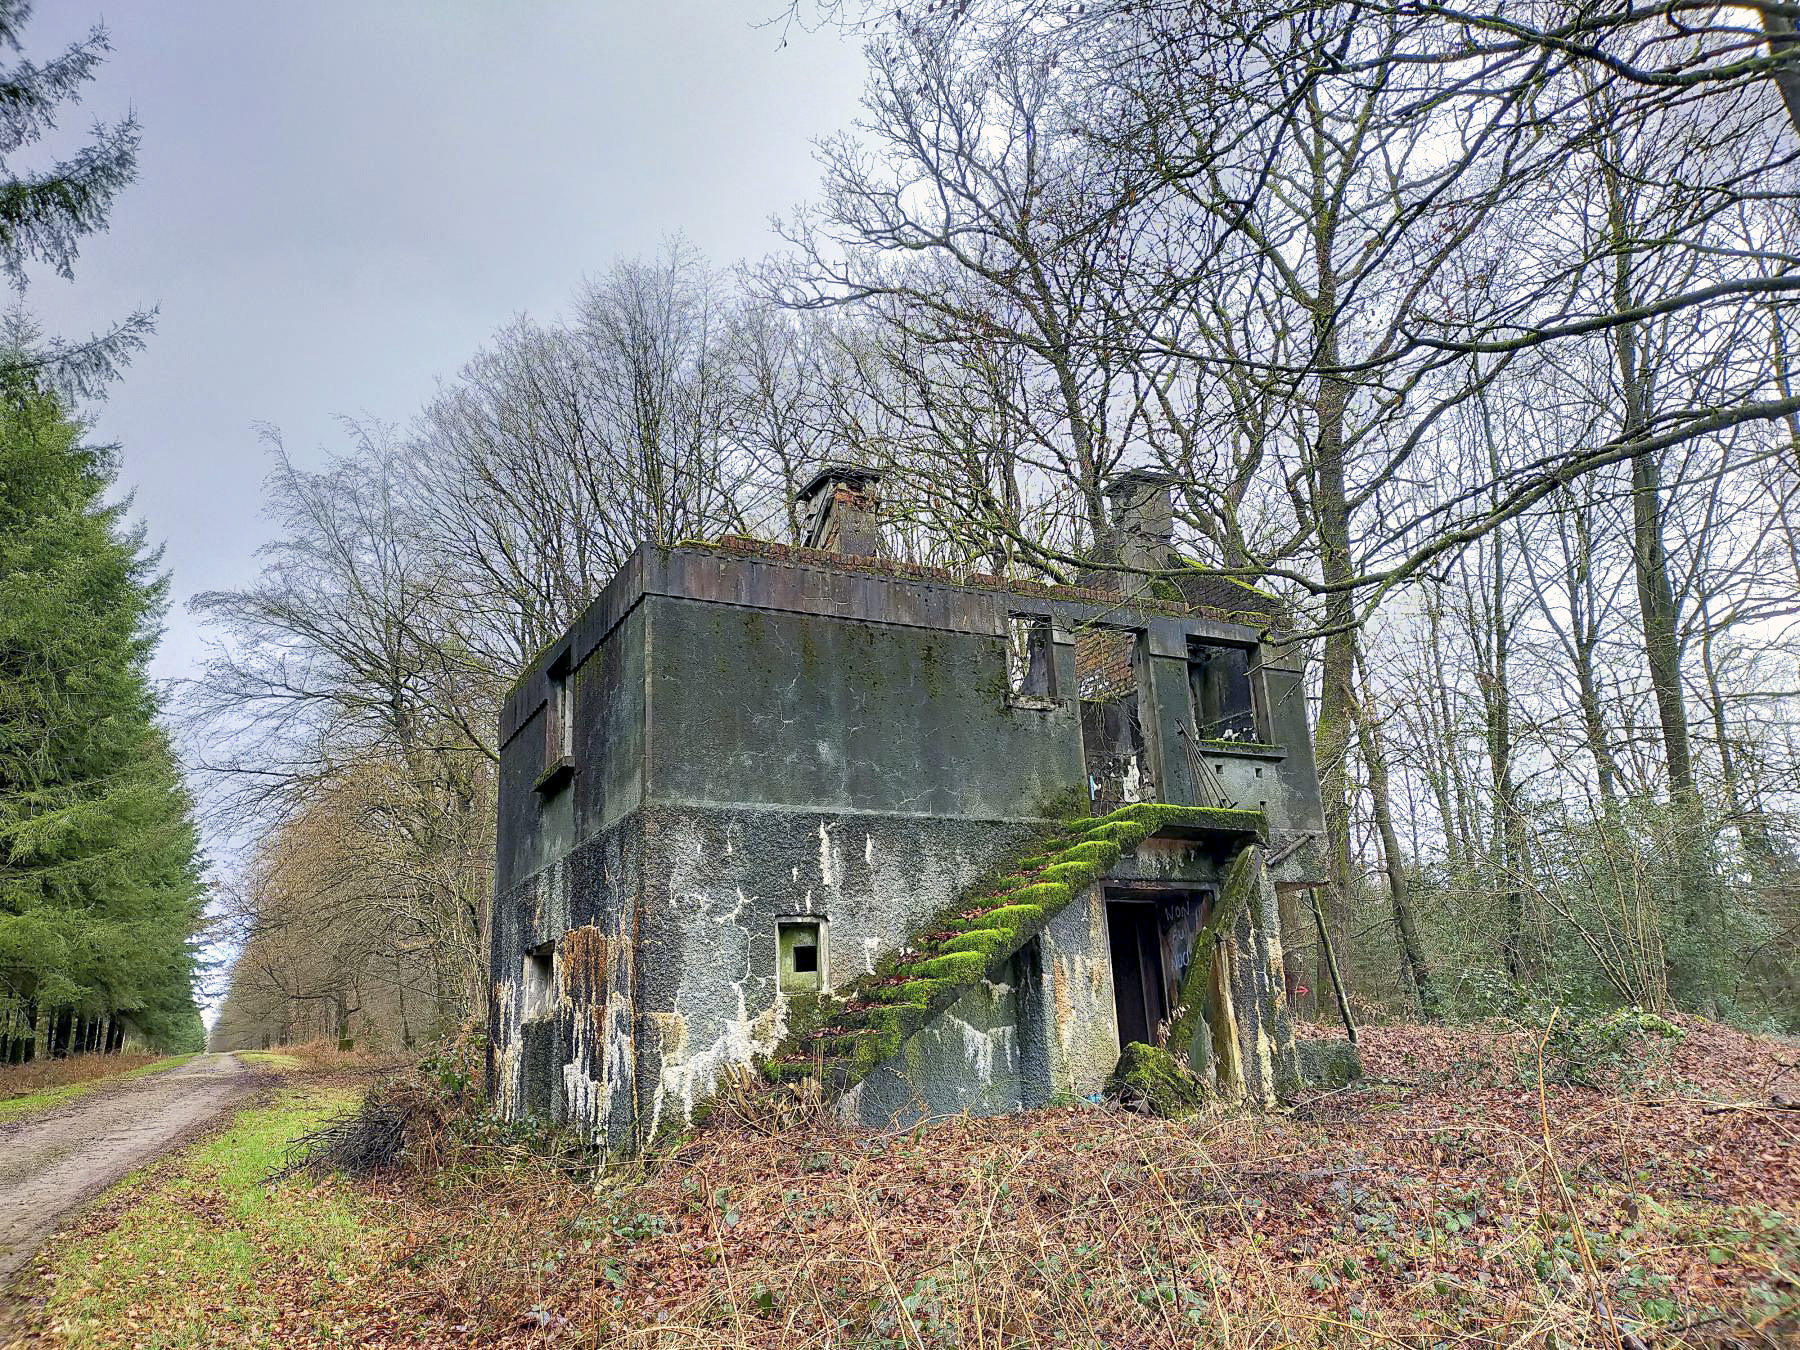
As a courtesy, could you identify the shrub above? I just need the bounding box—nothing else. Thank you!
[1532,1007,1686,1090]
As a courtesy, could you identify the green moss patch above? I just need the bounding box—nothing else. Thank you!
[1106,1042,1210,1118]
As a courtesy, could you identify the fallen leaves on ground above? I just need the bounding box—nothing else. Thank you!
[25,1017,1800,1348]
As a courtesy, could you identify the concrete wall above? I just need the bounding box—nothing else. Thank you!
[490,816,642,1149]
[628,802,1043,1145]
[844,880,1123,1127]
[644,595,1084,819]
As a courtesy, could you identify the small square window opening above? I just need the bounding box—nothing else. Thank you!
[777,918,826,994]
[523,940,556,1021]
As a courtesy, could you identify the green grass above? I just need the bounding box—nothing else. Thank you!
[0,1054,196,1124]
[43,1084,382,1349]
[235,1050,304,1072]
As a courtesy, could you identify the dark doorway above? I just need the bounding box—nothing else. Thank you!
[1106,900,1169,1048]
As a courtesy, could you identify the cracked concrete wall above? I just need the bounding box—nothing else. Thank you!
[631,803,1042,1143]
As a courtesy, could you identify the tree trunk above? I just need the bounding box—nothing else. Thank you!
[1485,539,1526,981]
[1310,196,1358,1015]
[1604,157,1717,1008]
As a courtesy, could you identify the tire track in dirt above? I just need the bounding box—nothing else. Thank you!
[0,1053,258,1285]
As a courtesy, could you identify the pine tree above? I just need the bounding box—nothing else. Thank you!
[0,382,205,1057]
[0,1,153,396]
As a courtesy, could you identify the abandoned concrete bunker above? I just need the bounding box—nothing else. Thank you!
[488,469,1332,1150]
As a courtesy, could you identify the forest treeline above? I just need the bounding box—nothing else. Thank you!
[0,3,204,1061]
[207,0,1800,1049]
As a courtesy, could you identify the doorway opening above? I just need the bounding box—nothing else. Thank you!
[1106,899,1166,1048]
[1104,888,1212,1050]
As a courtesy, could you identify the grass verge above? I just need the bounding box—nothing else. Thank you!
[35,1083,387,1349]
[0,1055,195,1125]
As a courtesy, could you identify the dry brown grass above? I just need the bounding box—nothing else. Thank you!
[0,1050,163,1101]
[300,1017,1798,1348]
[26,1019,1800,1348]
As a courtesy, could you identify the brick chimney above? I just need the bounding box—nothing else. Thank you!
[798,464,885,558]
[1105,470,1178,576]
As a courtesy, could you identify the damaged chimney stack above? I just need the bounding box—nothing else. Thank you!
[798,463,886,558]
[1105,469,1178,577]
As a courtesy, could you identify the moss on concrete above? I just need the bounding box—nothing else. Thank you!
[1165,844,1260,1064]
[1082,819,1153,851]
[1105,1041,1209,1118]
[939,927,1013,957]
[1298,1037,1363,1088]
[982,882,1068,912]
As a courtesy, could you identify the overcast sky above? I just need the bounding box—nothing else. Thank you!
[25,2,866,688]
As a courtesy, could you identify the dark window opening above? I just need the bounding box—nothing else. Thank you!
[546,651,573,765]
[1078,627,1153,809]
[1189,641,1257,741]
[1006,614,1054,701]
[535,651,576,796]
[792,943,818,973]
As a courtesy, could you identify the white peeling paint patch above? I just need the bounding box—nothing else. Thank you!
[646,857,787,1134]
[864,833,874,867]
[562,1058,595,1128]
[862,935,879,974]
[792,865,799,882]
[659,998,786,1132]
[944,1007,1017,1089]
[818,820,837,889]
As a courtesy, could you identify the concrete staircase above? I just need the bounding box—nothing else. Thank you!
[759,802,1266,1100]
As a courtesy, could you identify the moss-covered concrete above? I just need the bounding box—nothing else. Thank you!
[1298,1037,1363,1088]
[1158,842,1303,1108]
[747,801,1266,1109]
[1106,1041,1209,1118]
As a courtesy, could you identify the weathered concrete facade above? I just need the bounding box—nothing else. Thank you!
[490,503,1328,1149]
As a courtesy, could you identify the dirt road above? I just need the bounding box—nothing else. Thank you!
[0,1053,258,1284]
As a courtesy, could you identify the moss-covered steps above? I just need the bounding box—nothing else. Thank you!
[758,802,1265,1099]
